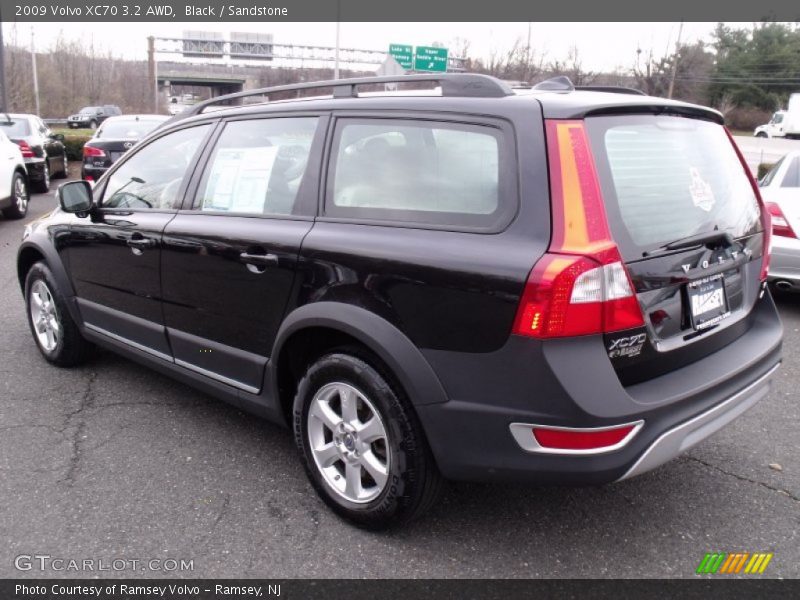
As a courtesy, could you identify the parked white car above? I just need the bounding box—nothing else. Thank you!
[759,150,800,290]
[0,128,30,219]
[754,110,787,138]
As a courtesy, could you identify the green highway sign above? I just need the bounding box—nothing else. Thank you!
[414,46,449,72]
[389,44,414,70]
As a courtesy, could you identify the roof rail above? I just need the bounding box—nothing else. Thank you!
[529,77,647,96]
[532,76,575,92]
[172,73,514,121]
[575,85,647,96]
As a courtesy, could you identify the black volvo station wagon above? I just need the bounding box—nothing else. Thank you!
[18,74,782,528]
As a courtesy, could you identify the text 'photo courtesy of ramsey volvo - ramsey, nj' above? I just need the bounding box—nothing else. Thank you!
[18,73,781,529]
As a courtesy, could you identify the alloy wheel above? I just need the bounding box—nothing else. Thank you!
[307,382,390,504]
[14,176,27,213]
[29,280,61,353]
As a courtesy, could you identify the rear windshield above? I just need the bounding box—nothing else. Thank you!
[586,115,762,260]
[97,119,163,139]
[0,119,31,137]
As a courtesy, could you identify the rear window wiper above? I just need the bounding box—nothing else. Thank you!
[643,231,733,257]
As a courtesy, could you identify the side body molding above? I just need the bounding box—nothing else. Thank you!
[270,302,450,408]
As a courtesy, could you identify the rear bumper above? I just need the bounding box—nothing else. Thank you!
[767,234,800,287]
[82,164,109,180]
[417,291,783,484]
[617,362,778,480]
[24,158,46,181]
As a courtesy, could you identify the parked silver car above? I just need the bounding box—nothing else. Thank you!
[760,151,800,290]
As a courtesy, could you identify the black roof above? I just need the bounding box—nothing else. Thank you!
[160,74,723,131]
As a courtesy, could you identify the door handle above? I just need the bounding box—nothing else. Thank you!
[239,252,279,266]
[127,237,157,252]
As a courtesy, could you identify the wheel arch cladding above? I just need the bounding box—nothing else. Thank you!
[18,243,77,305]
[272,302,449,416]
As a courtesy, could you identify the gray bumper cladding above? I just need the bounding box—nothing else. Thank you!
[617,362,780,481]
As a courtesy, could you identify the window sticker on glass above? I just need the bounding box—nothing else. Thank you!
[688,167,715,212]
[203,146,278,213]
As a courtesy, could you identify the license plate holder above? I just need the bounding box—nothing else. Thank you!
[687,273,729,330]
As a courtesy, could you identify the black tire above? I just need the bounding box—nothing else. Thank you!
[2,171,29,219]
[755,132,768,138]
[24,261,93,367]
[294,350,445,530]
[33,161,50,193]
[53,153,69,179]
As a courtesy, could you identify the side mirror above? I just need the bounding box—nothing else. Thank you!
[51,133,65,142]
[57,181,94,216]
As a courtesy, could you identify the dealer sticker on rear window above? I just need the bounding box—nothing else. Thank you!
[688,167,715,212]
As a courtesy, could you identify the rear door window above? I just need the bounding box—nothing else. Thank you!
[195,117,318,216]
[325,118,514,230]
[586,115,762,260]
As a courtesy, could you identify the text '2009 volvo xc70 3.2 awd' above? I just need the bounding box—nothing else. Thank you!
[18,74,782,529]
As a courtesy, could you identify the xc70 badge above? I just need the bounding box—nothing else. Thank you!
[607,332,647,358]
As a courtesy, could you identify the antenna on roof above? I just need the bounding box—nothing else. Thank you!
[532,76,575,92]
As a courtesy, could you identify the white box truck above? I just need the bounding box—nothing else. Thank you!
[785,93,800,139]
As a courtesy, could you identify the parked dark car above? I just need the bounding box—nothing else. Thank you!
[0,114,68,193]
[67,105,121,129]
[18,74,782,529]
[81,114,169,181]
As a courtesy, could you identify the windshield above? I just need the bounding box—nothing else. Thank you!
[586,114,762,260]
[97,119,164,139]
[759,157,784,187]
[0,118,31,137]
[79,107,98,114]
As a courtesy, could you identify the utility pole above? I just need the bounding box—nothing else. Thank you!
[667,21,684,100]
[31,27,40,116]
[147,36,158,112]
[526,22,532,82]
[334,1,341,80]
[0,24,8,113]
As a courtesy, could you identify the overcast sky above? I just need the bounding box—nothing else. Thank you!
[3,22,743,72]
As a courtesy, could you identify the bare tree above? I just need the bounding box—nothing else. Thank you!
[547,45,596,85]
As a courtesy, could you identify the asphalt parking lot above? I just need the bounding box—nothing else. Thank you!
[0,176,798,579]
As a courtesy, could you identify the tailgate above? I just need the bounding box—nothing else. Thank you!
[584,114,766,385]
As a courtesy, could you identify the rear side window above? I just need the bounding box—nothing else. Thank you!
[325,118,512,230]
[586,115,762,258]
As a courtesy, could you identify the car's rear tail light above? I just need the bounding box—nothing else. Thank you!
[15,140,35,158]
[724,128,771,281]
[83,145,106,158]
[766,202,796,239]
[513,120,644,338]
[84,175,94,182]
[509,421,644,454]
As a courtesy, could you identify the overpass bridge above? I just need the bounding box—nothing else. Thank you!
[147,34,467,112]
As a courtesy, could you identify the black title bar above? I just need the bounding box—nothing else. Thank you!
[2,0,800,22]
[2,578,799,600]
